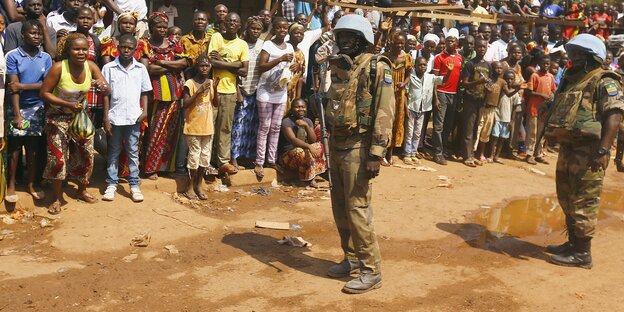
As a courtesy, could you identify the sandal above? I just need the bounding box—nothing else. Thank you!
[254,165,264,179]
[381,158,390,167]
[182,191,198,200]
[78,192,98,204]
[30,191,46,200]
[147,173,158,180]
[4,194,19,203]
[47,201,62,215]
[196,191,208,201]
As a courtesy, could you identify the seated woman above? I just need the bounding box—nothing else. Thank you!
[277,98,326,186]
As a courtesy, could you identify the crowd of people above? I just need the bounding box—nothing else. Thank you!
[0,0,623,215]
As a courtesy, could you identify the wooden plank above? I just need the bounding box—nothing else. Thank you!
[411,11,497,24]
[495,14,586,27]
[326,2,463,12]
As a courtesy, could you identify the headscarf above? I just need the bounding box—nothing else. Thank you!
[423,33,440,46]
[406,34,416,41]
[289,22,305,34]
[148,11,169,30]
[246,16,263,30]
[118,10,139,23]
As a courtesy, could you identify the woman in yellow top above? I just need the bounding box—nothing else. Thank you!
[40,33,110,215]
[382,32,412,165]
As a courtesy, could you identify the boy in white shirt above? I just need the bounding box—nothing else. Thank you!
[489,70,522,164]
[403,57,452,165]
[102,34,152,202]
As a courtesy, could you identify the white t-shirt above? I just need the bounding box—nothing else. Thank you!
[256,41,294,104]
[46,12,77,33]
[115,0,148,19]
[484,39,508,62]
[158,5,178,28]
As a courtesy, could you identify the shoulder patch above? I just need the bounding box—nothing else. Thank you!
[605,83,618,96]
[384,68,392,84]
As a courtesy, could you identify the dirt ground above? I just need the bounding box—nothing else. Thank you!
[1,151,624,312]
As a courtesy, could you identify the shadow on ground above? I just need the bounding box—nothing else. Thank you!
[437,222,550,262]
[222,232,350,281]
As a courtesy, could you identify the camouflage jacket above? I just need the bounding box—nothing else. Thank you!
[327,53,396,158]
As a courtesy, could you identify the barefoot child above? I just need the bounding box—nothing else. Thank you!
[102,34,151,202]
[5,20,52,202]
[525,55,556,165]
[181,56,218,200]
[489,70,522,163]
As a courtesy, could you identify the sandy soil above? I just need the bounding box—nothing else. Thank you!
[1,152,623,312]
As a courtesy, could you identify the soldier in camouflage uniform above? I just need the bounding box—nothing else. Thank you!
[323,14,395,293]
[543,34,624,269]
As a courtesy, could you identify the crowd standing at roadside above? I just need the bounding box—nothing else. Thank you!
[0,0,621,208]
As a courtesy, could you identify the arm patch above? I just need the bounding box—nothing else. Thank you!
[384,68,392,84]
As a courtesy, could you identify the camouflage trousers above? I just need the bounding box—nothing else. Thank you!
[329,147,381,274]
[556,143,605,239]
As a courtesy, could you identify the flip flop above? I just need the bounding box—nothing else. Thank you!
[4,194,18,203]
[47,201,62,215]
[196,191,208,201]
[182,191,198,200]
[30,191,46,200]
[254,165,264,179]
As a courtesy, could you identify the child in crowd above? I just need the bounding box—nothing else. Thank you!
[102,34,152,202]
[5,20,52,202]
[168,26,183,41]
[475,61,505,162]
[181,56,218,200]
[489,70,522,164]
[403,57,451,165]
[526,55,556,165]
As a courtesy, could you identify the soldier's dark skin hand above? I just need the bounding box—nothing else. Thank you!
[590,110,623,172]
[366,156,381,179]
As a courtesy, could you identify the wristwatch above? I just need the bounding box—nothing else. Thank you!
[597,147,610,156]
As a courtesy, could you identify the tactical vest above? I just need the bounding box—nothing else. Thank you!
[545,69,619,143]
[325,53,380,136]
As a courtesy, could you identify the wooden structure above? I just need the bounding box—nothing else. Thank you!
[281,0,587,27]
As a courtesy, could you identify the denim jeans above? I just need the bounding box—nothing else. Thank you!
[404,109,425,157]
[106,124,140,187]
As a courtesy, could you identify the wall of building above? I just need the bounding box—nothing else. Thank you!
[150,0,266,34]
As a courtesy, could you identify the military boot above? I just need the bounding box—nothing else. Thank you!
[550,238,593,269]
[342,271,382,294]
[546,216,575,254]
[327,259,359,278]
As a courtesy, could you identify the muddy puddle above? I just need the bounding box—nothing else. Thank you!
[473,191,624,238]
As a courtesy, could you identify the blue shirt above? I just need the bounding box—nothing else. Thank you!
[542,4,564,17]
[294,1,321,30]
[5,47,52,108]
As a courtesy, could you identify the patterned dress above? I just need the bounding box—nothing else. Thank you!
[384,51,412,148]
[285,49,305,114]
[231,39,263,161]
[278,117,326,182]
[136,38,187,174]
[43,60,94,184]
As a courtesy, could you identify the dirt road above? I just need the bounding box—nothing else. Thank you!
[1,154,623,311]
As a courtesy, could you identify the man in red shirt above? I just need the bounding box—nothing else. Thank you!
[431,29,463,165]
[591,3,612,39]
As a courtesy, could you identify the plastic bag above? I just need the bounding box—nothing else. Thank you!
[67,99,95,141]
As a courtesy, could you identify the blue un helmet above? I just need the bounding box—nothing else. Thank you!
[333,14,375,45]
[564,34,607,63]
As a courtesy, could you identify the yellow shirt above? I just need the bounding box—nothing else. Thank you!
[183,78,215,136]
[207,33,249,94]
